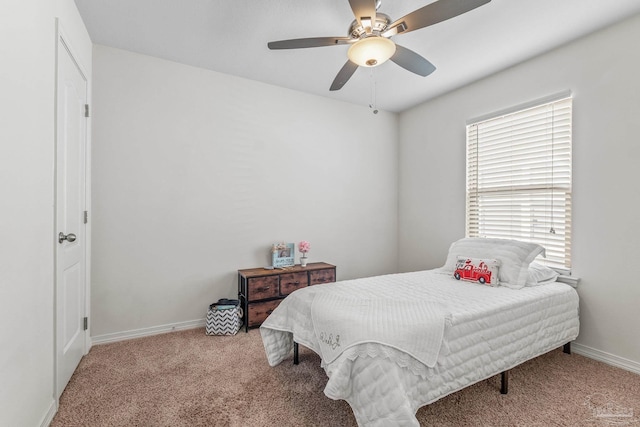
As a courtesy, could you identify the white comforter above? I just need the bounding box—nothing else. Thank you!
[260,270,580,427]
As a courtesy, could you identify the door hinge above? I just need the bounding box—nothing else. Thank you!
[84,104,90,118]
[83,317,88,331]
[84,210,88,224]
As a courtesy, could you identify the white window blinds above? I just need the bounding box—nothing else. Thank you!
[466,97,572,270]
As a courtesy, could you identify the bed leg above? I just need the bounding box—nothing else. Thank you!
[293,342,299,365]
[500,371,509,394]
[563,342,571,354]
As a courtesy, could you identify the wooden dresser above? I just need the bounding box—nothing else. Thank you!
[237,262,336,332]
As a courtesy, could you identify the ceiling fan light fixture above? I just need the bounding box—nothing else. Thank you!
[347,36,396,67]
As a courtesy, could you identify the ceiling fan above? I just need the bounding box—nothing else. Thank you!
[268,0,491,91]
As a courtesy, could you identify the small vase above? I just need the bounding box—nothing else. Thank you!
[300,256,308,267]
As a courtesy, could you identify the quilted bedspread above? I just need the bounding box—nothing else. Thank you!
[260,270,580,426]
[311,291,445,367]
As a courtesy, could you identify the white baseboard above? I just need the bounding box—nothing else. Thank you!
[86,335,92,354]
[39,398,57,427]
[91,318,205,345]
[573,342,640,375]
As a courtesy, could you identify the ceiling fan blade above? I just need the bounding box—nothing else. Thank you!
[330,60,359,91]
[390,44,436,77]
[384,0,491,37]
[348,0,377,31]
[268,37,354,50]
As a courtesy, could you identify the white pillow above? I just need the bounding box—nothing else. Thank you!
[442,238,545,289]
[525,262,560,286]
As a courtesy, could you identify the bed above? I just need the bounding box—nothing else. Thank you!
[260,238,580,426]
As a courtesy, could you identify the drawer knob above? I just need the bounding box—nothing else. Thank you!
[257,286,270,292]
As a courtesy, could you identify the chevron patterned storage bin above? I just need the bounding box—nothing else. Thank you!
[206,302,242,336]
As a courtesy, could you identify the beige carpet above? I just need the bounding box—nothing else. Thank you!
[52,328,640,426]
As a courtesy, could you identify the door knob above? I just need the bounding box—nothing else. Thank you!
[58,232,77,244]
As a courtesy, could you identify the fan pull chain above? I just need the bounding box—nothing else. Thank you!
[369,69,378,114]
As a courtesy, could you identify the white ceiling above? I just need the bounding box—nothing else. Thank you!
[74,0,640,113]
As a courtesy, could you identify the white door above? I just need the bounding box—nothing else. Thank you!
[55,35,88,397]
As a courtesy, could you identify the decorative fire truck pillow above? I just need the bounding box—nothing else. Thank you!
[453,257,500,286]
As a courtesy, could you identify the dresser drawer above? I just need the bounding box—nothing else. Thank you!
[247,300,281,327]
[247,276,279,301]
[238,262,336,330]
[279,271,309,296]
[309,268,336,285]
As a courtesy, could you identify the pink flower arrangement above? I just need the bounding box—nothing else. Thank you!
[298,241,310,256]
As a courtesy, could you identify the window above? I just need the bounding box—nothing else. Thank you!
[466,95,572,270]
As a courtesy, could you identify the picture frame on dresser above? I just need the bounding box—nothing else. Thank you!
[237,262,336,332]
[271,243,295,268]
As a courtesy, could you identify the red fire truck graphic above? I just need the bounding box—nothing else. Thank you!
[454,259,493,285]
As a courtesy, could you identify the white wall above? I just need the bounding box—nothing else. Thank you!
[0,1,91,426]
[399,13,640,367]
[90,45,398,338]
